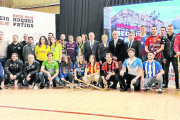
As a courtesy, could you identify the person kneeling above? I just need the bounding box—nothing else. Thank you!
[4,53,24,88]
[23,54,40,89]
[0,62,4,90]
[141,52,164,94]
[101,53,119,90]
[84,55,100,86]
[119,48,143,92]
[39,52,61,89]
[60,55,74,87]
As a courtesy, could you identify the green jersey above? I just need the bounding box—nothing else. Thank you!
[42,60,59,75]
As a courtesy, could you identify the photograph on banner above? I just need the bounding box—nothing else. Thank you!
[0,6,55,44]
[104,0,180,43]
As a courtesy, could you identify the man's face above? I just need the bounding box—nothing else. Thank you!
[106,54,112,62]
[112,31,118,39]
[128,33,134,41]
[167,26,174,35]
[89,33,95,40]
[47,54,53,61]
[28,38,34,45]
[48,34,53,40]
[12,54,18,61]
[13,36,18,43]
[128,51,135,58]
[151,27,157,36]
[69,36,73,42]
[60,35,65,40]
[160,28,166,36]
[140,26,146,33]
[23,34,28,41]
[147,53,154,60]
[28,55,34,63]
[0,32,4,40]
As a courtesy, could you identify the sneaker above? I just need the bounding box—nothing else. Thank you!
[120,87,127,92]
[6,83,12,89]
[18,83,22,88]
[158,89,162,94]
[145,87,150,91]
[46,82,50,87]
[34,84,38,90]
[163,84,168,89]
[40,85,45,89]
[29,85,34,89]
[176,88,179,91]
[0,87,2,90]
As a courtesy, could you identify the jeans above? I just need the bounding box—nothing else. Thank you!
[39,72,60,86]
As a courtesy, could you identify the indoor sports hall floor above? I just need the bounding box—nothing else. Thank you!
[0,84,180,120]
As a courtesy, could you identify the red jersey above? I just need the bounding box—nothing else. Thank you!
[145,35,162,58]
[86,62,100,74]
[102,61,119,75]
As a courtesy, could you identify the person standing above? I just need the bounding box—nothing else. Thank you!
[76,36,83,56]
[0,31,9,67]
[48,32,54,45]
[23,36,36,62]
[20,34,28,47]
[7,35,24,61]
[109,30,124,71]
[83,32,100,62]
[134,25,149,62]
[57,34,67,62]
[161,25,179,90]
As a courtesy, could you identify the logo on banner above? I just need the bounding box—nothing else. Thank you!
[0,16,9,26]
[13,14,34,28]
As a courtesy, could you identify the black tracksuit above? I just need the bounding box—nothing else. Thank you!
[7,42,24,61]
[4,59,24,85]
[23,60,40,85]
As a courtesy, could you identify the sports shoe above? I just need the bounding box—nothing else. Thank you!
[29,84,34,89]
[158,89,162,94]
[34,84,38,90]
[0,87,2,90]
[40,85,45,89]
[46,82,50,87]
[120,87,127,92]
[145,87,150,91]
[6,83,12,89]
[18,83,22,88]
[162,84,168,89]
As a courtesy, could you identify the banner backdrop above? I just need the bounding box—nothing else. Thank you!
[104,0,180,86]
[0,6,55,44]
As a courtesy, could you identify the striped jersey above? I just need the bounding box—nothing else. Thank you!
[143,60,162,78]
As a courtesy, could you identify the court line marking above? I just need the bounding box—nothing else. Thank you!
[0,105,154,120]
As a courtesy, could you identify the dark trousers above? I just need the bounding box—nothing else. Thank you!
[74,73,83,84]
[36,60,43,67]
[61,72,74,85]
[4,74,24,85]
[119,73,140,91]
[165,57,179,89]
[0,58,7,67]
[100,74,119,89]
[0,75,3,86]
[23,73,40,86]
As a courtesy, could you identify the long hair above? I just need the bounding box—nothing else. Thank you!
[82,34,88,42]
[38,36,48,49]
[89,55,96,66]
[77,55,86,68]
[50,36,57,48]
[64,55,72,72]
[76,36,82,47]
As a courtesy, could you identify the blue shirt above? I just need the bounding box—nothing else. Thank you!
[59,62,73,78]
[74,62,86,76]
[122,57,143,76]
[0,62,4,78]
[143,60,162,78]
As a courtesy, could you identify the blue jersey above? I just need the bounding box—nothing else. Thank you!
[143,60,162,78]
[122,57,143,76]
[59,62,73,78]
[74,62,86,76]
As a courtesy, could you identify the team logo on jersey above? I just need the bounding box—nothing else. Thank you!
[127,63,130,66]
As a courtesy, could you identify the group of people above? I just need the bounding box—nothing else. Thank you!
[0,24,180,94]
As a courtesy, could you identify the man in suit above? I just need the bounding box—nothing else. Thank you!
[124,32,142,60]
[83,32,99,62]
[109,30,124,71]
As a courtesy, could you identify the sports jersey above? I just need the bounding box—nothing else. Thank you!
[122,57,143,76]
[134,35,149,56]
[102,61,119,75]
[42,60,59,75]
[35,45,50,61]
[86,62,100,74]
[50,44,62,61]
[66,42,77,60]
[59,62,73,78]
[143,60,162,78]
[145,35,162,58]
[74,62,86,76]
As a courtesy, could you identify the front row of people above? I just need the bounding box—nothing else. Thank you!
[0,48,171,94]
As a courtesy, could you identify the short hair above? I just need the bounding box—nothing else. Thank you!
[68,35,74,39]
[48,32,54,36]
[28,54,34,58]
[28,36,34,40]
[160,27,166,30]
[106,53,113,58]
[47,52,53,57]
[102,35,108,39]
[127,48,135,53]
[128,32,134,35]
[140,25,146,28]
[13,35,18,38]
[12,53,18,57]
[0,31,4,35]
[152,25,157,29]
[147,51,154,55]
[168,25,174,28]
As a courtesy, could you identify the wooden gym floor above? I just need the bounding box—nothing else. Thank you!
[0,83,180,120]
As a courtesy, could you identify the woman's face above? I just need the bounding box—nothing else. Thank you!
[41,37,45,44]
[79,56,83,62]
[89,56,94,63]
[76,38,81,44]
[65,56,68,62]
[51,38,56,44]
[102,37,107,43]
